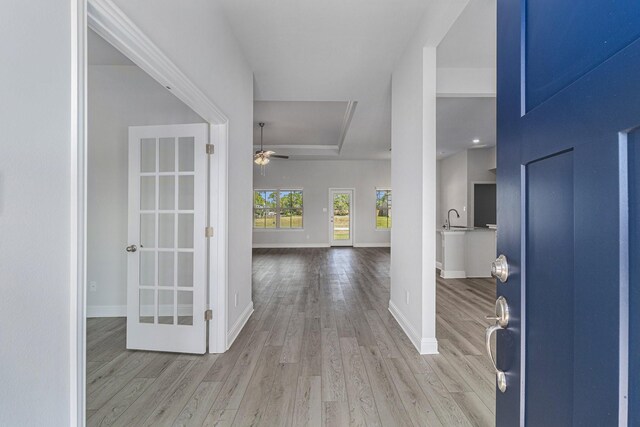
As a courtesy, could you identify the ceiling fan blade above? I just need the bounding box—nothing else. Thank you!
[271,154,290,159]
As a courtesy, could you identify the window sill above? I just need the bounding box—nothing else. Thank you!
[253,228,306,232]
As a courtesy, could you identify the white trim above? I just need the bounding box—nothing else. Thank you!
[435,261,443,270]
[337,101,358,154]
[353,243,391,248]
[209,123,228,353]
[226,302,254,349]
[439,270,466,279]
[329,188,356,247]
[71,0,86,424]
[388,301,438,355]
[252,243,331,249]
[82,0,230,364]
[87,0,226,125]
[87,305,126,318]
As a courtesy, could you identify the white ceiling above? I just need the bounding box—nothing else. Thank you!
[436,0,496,160]
[254,101,350,154]
[88,29,134,66]
[436,97,496,159]
[217,0,435,160]
[437,0,496,68]
[89,2,497,160]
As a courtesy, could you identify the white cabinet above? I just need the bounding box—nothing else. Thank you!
[438,228,496,278]
[440,230,467,278]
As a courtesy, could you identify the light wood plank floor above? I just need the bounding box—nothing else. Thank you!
[87,247,495,426]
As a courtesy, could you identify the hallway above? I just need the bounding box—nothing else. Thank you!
[86,248,495,426]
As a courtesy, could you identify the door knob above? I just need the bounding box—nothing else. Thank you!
[126,244,137,253]
[485,296,509,392]
[491,254,509,283]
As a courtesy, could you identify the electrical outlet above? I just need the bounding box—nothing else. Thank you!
[89,281,97,292]
[234,292,238,307]
[405,290,409,305]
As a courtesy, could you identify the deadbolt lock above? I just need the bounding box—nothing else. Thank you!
[491,254,509,283]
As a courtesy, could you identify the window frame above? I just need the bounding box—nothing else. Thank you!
[375,188,392,230]
[253,188,304,230]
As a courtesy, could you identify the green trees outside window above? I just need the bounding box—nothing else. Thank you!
[376,189,391,229]
[253,189,303,229]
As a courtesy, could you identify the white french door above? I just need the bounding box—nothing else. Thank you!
[329,189,354,247]
[126,123,208,354]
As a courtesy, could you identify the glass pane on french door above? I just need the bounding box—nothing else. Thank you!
[137,136,195,326]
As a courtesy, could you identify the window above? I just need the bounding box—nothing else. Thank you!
[254,189,303,229]
[376,189,391,229]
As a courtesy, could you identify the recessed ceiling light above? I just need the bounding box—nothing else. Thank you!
[472,139,480,144]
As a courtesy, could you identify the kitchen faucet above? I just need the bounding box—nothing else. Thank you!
[445,208,460,230]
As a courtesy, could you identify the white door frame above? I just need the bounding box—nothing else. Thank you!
[72,0,230,423]
[329,188,356,246]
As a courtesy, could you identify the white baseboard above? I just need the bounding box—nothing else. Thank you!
[388,300,438,355]
[435,261,443,270]
[252,243,330,248]
[87,305,126,318]
[227,301,254,349]
[353,243,391,248]
[440,270,466,279]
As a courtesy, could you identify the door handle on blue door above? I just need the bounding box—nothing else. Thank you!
[491,255,509,282]
[486,296,509,393]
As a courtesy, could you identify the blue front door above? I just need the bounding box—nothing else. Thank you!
[496,1,639,425]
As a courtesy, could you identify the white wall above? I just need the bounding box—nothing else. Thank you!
[435,161,443,265]
[436,147,495,265]
[252,160,391,247]
[390,0,468,354]
[391,40,428,351]
[87,64,205,313]
[0,1,73,425]
[111,0,254,340]
[440,150,468,226]
[437,147,496,229]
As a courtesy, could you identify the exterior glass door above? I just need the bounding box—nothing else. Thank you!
[330,189,354,246]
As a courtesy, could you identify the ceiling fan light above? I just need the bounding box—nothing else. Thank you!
[254,156,269,166]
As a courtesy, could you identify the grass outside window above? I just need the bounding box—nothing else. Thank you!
[376,189,391,230]
[253,189,303,229]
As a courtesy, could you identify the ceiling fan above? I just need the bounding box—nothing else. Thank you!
[254,122,289,166]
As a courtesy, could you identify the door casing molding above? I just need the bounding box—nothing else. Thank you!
[73,0,230,423]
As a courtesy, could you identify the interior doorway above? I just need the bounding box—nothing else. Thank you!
[329,188,355,246]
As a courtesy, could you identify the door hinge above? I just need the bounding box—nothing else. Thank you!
[204,309,213,321]
[205,226,214,238]
[206,144,215,155]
